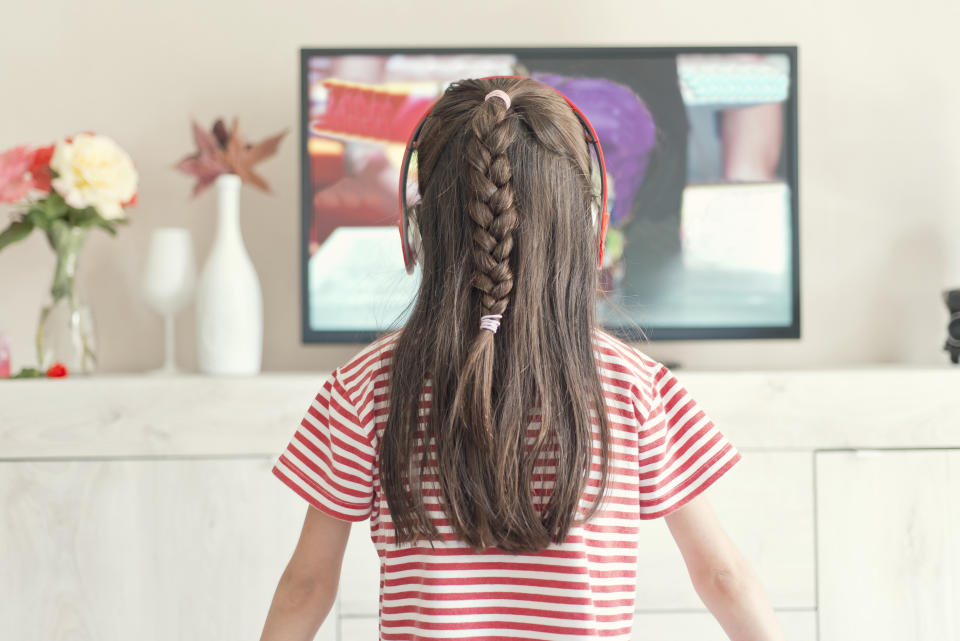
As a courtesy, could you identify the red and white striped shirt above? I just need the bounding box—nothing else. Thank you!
[273,327,741,640]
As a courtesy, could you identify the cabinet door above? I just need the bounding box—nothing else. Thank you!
[341,616,380,639]
[636,451,815,610]
[0,458,335,641]
[817,450,960,640]
[339,519,381,617]
[631,611,816,640]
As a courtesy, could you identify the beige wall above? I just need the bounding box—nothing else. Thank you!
[1,0,958,373]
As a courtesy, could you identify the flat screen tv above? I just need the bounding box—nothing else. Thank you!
[300,46,799,343]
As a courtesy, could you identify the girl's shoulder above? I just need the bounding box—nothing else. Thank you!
[591,327,665,392]
[333,329,403,413]
[335,327,669,426]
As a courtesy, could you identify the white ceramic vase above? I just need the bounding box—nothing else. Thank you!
[196,173,263,375]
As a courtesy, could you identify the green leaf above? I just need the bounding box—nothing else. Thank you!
[71,207,100,226]
[10,367,44,379]
[0,220,35,252]
[17,193,69,231]
[94,219,118,235]
[44,190,68,215]
[69,206,120,235]
[24,207,50,229]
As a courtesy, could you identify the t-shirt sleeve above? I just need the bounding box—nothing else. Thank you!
[271,368,376,522]
[636,363,742,519]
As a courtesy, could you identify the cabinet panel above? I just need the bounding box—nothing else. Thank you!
[339,520,380,616]
[817,450,960,640]
[341,616,380,639]
[0,459,335,641]
[631,611,816,640]
[636,452,815,610]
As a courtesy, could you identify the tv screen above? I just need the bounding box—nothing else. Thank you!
[300,47,799,342]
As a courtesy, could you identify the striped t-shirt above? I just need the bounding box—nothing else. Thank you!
[272,326,741,640]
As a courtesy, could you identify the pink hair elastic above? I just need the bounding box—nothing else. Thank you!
[484,89,511,109]
[480,313,503,334]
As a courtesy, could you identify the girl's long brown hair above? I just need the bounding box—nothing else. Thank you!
[380,77,611,553]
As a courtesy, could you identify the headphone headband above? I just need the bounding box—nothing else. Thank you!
[398,75,610,274]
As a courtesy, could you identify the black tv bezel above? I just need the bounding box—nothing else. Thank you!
[300,45,800,344]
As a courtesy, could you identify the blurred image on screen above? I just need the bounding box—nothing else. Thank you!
[301,50,796,341]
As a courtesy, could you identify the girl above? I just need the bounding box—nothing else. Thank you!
[260,77,784,641]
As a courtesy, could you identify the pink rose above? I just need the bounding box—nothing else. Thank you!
[0,146,34,203]
[0,144,55,202]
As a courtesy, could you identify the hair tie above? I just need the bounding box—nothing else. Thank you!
[484,89,511,110]
[479,313,503,334]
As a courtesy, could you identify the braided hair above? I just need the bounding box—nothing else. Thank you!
[381,77,611,552]
[456,89,519,437]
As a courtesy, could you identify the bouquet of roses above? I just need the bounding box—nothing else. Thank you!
[0,133,138,376]
[0,133,138,254]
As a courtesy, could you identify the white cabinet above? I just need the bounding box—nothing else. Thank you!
[817,449,960,641]
[339,520,380,617]
[2,369,958,640]
[631,611,816,640]
[0,458,335,641]
[341,616,380,640]
[635,451,815,611]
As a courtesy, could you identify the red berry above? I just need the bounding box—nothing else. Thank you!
[46,362,68,378]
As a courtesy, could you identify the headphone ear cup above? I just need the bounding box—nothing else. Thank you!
[598,208,610,269]
[407,205,423,266]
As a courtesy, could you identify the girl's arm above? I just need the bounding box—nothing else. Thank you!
[664,495,786,641]
[259,505,352,641]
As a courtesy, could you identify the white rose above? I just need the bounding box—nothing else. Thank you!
[50,133,138,220]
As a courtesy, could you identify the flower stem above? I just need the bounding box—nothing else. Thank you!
[47,223,87,301]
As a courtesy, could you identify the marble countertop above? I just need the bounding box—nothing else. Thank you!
[1,367,958,459]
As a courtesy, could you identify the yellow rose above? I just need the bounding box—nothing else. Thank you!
[50,133,138,220]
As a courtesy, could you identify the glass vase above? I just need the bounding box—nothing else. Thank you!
[37,226,97,374]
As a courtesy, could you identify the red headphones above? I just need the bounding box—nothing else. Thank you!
[397,75,610,275]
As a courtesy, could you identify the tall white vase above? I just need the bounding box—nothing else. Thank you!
[196,174,263,375]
